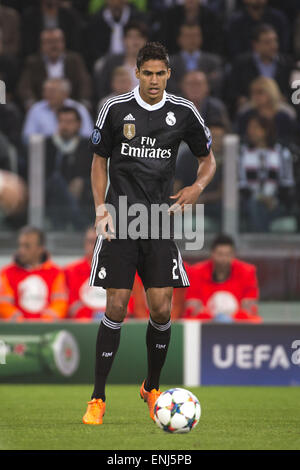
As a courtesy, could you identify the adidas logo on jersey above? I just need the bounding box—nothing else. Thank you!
[124,113,135,121]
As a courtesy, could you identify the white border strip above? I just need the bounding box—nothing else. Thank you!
[183,321,201,386]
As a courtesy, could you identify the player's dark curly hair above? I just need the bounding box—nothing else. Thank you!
[136,42,170,69]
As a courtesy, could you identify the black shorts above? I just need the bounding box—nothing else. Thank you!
[89,237,190,290]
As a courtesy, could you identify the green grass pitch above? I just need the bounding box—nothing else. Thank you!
[0,384,299,450]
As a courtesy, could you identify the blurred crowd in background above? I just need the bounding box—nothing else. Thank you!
[0,0,300,234]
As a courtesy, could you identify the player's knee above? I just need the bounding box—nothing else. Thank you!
[150,303,171,324]
[106,299,127,322]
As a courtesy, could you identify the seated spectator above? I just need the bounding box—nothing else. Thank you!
[18,28,91,111]
[0,226,68,321]
[0,4,20,56]
[64,226,107,320]
[156,0,223,55]
[181,71,231,131]
[239,115,295,232]
[94,21,147,102]
[235,76,297,145]
[167,24,223,97]
[226,0,289,58]
[97,66,134,110]
[22,78,93,144]
[86,0,147,68]
[227,24,292,112]
[184,234,261,322]
[21,0,84,56]
[44,106,91,230]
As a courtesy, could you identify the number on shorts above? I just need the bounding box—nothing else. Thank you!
[172,259,179,279]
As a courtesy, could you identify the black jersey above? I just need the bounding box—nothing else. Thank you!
[90,86,212,239]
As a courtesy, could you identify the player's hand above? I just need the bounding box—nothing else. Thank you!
[95,206,115,241]
[168,183,203,213]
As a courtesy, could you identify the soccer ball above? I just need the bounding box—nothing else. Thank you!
[154,388,201,433]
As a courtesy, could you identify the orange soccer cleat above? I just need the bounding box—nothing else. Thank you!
[82,398,106,425]
[140,380,161,421]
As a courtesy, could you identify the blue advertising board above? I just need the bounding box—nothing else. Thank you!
[200,324,300,385]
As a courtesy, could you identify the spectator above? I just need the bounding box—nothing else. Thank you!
[21,0,84,56]
[86,0,147,68]
[0,226,68,321]
[227,24,292,111]
[181,70,231,131]
[226,0,290,57]
[64,226,107,319]
[239,115,295,232]
[22,78,93,144]
[97,66,134,110]
[94,21,147,101]
[184,234,261,322]
[167,24,223,96]
[156,0,223,56]
[18,28,91,111]
[235,76,297,145]
[45,106,91,230]
[0,4,20,56]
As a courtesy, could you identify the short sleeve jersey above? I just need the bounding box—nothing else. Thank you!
[90,86,212,238]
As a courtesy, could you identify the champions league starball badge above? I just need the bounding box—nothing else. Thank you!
[166,112,176,126]
[91,128,101,145]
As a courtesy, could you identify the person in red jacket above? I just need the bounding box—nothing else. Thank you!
[184,234,261,322]
[0,226,68,321]
[64,226,107,320]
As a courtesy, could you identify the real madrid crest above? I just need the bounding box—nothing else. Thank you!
[123,123,136,140]
[166,112,176,126]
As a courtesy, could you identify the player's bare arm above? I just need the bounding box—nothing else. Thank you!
[91,153,115,241]
[169,150,216,212]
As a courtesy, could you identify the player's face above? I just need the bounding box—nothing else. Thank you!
[211,245,235,272]
[17,234,44,266]
[136,60,171,104]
